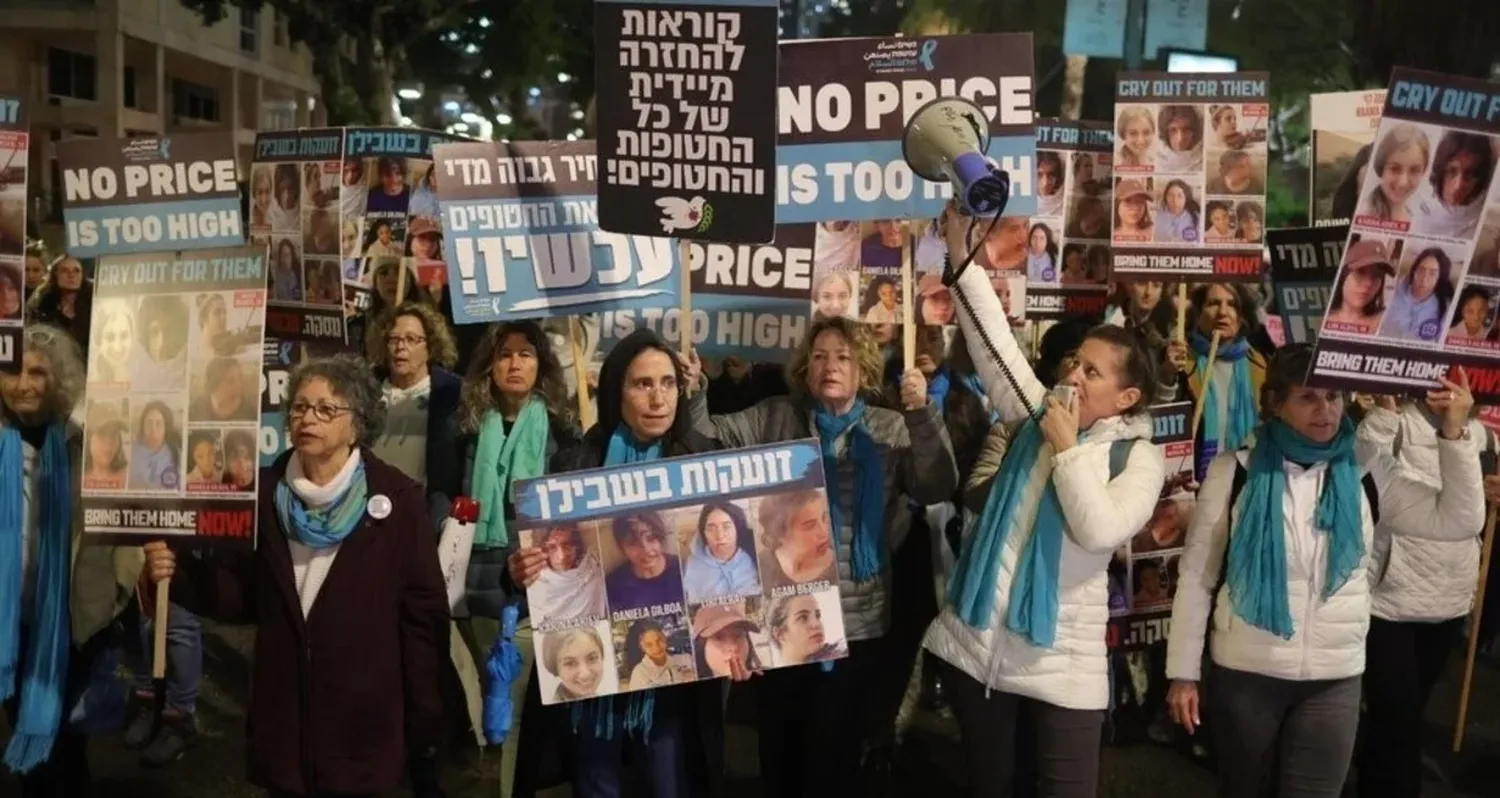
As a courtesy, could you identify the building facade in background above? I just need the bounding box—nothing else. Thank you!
[0,0,322,242]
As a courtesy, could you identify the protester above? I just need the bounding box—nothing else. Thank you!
[21,245,46,295]
[370,301,461,493]
[0,324,142,796]
[26,256,91,355]
[1164,345,1484,798]
[507,328,726,798]
[142,355,449,798]
[924,201,1167,797]
[124,593,202,767]
[690,313,958,796]
[1354,395,1493,797]
[1163,283,1267,463]
[350,260,427,359]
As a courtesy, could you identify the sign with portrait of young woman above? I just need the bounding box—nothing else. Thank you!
[1110,71,1271,282]
[80,246,268,545]
[513,439,849,705]
[0,93,26,375]
[1026,118,1114,319]
[1309,68,1500,402]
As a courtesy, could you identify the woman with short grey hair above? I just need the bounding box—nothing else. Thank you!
[1,323,141,794]
[143,353,450,798]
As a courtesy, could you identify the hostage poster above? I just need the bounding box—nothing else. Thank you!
[82,246,268,545]
[514,440,848,704]
[0,93,25,374]
[1026,119,1114,318]
[1310,89,1386,227]
[1108,402,1194,651]
[1309,68,1500,401]
[1110,72,1270,282]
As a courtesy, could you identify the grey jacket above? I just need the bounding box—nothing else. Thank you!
[690,394,958,641]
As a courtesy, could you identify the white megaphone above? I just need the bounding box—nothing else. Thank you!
[902,98,1012,217]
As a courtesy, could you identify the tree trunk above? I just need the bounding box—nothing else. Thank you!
[1059,55,1088,121]
[352,36,397,125]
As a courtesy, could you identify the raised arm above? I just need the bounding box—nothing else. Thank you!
[687,388,772,449]
[1051,437,1166,554]
[951,264,1046,424]
[1165,452,1237,682]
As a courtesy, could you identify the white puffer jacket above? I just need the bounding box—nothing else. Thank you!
[1166,427,1484,683]
[1357,404,1491,623]
[922,265,1166,711]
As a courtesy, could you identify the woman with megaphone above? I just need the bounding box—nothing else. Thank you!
[922,199,1167,797]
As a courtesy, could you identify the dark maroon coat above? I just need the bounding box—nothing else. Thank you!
[175,449,449,796]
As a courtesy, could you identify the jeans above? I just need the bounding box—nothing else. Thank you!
[1356,617,1463,798]
[1210,666,1361,798]
[940,660,1104,798]
[134,600,203,715]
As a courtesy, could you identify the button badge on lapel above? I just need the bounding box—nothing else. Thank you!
[367,494,393,520]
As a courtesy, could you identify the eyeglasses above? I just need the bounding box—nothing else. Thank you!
[386,334,426,349]
[288,401,351,422]
[627,378,677,398]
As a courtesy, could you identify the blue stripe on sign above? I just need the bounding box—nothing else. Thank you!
[259,411,287,468]
[63,197,244,258]
[774,135,1037,224]
[597,0,778,7]
[599,292,810,364]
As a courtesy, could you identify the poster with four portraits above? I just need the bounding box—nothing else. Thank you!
[1309,68,1500,402]
[514,439,848,705]
[80,246,268,545]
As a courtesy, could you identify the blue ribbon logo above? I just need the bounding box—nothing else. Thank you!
[918,40,938,71]
[158,138,172,160]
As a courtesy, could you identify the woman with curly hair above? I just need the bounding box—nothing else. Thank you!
[370,301,461,495]
[26,255,91,355]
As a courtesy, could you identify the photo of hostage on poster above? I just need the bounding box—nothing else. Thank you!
[1111,72,1270,283]
[81,246,267,544]
[512,439,848,705]
[1309,90,1386,227]
[1310,68,1500,402]
[0,93,27,373]
[1027,119,1114,318]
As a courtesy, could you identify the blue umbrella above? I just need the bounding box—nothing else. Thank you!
[482,604,523,746]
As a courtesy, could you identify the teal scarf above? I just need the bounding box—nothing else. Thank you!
[810,399,886,582]
[1228,418,1364,640]
[274,459,369,549]
[1191,330,1256,454]
[472,400,550,550]
[948,416,1067,647]
[0,424,73,773]
[573,425,662,740]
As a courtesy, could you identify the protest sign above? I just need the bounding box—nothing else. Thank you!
[1110,72,1271,282]
[777,33,1037,223]
[514,439,848,704]
[1267,225,1344,346]
[1310,69,1500,401]
[1027,119,1114,318]
[1310,90,1385,227]
[251,126,462,344]
[57,132,242,259]
[0,94,26,374]
[81,246,267,544]
[601,223,814,362]
[1107,402,1194,652]
[433,139,680,324]
[596,0,779,244]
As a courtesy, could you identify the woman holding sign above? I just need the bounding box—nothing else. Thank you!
[688,314,957,796]
[1163,283,1268,468]
[507,328,725,798]
[142,355,450,798]
[1,324,143,796]
[1164,346,1485,798]
[923,202,1166,797]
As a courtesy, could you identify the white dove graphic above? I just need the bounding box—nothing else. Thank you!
[655,195,706,234]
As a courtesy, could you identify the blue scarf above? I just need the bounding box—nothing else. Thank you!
[572,425,663,740]
[1227,418,1364,640]
[925,367,952,415]
[0,424,73,773]
[811,399,886,582]
[960,374,1001,424]
[273,459,369,549]
[1191,330,1256,454]
[947,416,1068,647]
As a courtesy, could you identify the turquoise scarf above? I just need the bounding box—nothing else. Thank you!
[274,459,369,549]
[573,425,662,740]
[0,424,73,773]
[472,400,550,550]
[1228,418,1364,640]
[810,399,886,582]
[1191,330,1256,454]
[948,416,1068,647]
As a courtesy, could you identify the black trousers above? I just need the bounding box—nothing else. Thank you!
[1355,616,1464,798]
[940,660,1104,798]
[756,636,888,798]
[2,625,114,798]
